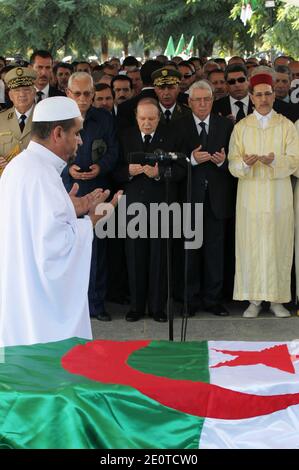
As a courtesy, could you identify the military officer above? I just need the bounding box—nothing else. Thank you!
[152,67,191,124]
[0,67,36,174]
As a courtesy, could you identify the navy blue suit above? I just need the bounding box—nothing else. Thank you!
[62,106,119,317]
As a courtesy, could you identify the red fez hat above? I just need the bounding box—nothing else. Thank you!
[250,73,273,88]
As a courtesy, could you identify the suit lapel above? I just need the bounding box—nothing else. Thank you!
[207,114,217,151]
[150,125,165,150]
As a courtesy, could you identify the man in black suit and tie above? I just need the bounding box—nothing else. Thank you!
[212,64,251,123]
[114,98,186,322]
[29,50,65,103]
[213,64,299,123]
[184,80,235,316]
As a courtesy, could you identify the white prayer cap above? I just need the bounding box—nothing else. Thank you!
[32,96,81,122]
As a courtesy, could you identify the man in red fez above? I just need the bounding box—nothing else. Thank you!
[228,73,299,319]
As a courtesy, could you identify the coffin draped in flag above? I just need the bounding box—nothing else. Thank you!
[0,338,299,449]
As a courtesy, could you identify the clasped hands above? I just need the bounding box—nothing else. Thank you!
[69,163,100,180]
[243,152,274,166]
[69,183,123,227]
[192,145,226,165]
[129,163,159,179]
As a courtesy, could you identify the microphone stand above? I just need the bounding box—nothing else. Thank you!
[180,158,192,342]
[129,150,185,341]
[163,165,174,341]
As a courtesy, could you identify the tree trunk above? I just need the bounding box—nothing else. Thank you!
[144,48,150,60]
[123,37,129,56]
[101,36,109,62]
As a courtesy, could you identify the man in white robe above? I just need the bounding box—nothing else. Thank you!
[0,96,118,346]
[228,74,299,318]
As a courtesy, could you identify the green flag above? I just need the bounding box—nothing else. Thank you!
[164,36,175,58]
[175,34,185,55]
[186,36,195,57]
[1,338,299,449]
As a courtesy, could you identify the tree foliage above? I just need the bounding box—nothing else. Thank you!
[0,0,130,57]
[0,0,298,59]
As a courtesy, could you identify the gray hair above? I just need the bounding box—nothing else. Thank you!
[250,65,275,79]
[68,71,94,90]
[189,80,214,99]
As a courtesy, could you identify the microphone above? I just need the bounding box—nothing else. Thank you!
[144,149,186,162]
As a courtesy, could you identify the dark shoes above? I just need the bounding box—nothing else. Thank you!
[93,311,112,322]
[181,303,200,317]
[126,310,142,322]
[205,304,229,317]
[126,311,167,322]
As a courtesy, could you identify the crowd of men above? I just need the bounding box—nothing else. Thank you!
[1,50,299,327]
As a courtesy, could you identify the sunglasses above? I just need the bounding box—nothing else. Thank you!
[227,77,247,85]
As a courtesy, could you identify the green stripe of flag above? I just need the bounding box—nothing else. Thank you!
[0,338,206,449]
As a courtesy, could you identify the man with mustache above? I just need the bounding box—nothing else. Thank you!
[30,49,64,103]
[111,74,133,114]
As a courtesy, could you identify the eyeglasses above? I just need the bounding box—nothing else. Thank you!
[182,73,193,79]
[69,90,93,98]
[252,91,273,98]
[189,97,212,103]
[227,77,247,85]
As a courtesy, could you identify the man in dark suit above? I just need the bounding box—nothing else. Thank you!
[114,98,186,322]
[62,72,119,322]
[184,80,235,316]
[213,64,299,123]
[152,67,191,124]
[116,60,161,129]
[212,64,252,123]
[29,50,65,102]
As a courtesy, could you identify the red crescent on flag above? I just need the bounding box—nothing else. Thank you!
[62,340,299,420]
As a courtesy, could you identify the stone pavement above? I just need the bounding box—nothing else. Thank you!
[91,301,299,342]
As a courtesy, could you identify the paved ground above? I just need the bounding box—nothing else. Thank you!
[91,300,299,342]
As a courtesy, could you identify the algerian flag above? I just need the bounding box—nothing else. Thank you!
[185,36,195,58]
[175,34,185,56]
[1,338,299,448]
[164,36,175,58]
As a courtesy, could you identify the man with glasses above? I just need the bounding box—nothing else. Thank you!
[63,72,119,322]
[178,61,195,95]
[213,64,251,124]
[228,73,299,319]
[0,67,36,174]
[183,80,234,317]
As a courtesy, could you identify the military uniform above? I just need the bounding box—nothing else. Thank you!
[0,107,32,158]
[159,102,191,124]
[0,66,36,172]
[152,67,191,124]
